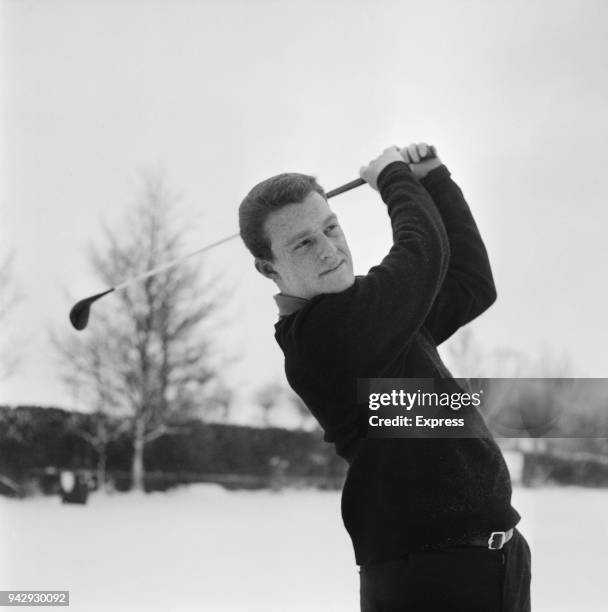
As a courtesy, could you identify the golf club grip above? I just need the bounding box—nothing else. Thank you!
[325,145,437,199]
[326,178,365,199]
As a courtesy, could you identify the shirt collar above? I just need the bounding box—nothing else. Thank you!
[273,293,310,318]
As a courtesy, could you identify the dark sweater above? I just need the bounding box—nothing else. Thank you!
[274,161,520,565]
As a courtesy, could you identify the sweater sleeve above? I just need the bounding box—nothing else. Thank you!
[419,165,497,345]
[294,161,450,375]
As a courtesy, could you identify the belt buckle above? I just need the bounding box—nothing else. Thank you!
[488,531,507,550]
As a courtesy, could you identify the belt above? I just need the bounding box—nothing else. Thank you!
[469,528,514,550]
[355,529,516,570]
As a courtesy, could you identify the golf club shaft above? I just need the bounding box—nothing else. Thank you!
[114,232,240,290]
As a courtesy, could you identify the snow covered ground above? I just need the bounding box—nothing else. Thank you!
[1,484,607,611]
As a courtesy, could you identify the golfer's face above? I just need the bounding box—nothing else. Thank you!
[265,191,355,299]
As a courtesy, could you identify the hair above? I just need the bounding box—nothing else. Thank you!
[239,173,326,261]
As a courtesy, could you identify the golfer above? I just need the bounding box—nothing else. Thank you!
[239,143,531,611]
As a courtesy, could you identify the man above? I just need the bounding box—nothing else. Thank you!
[239,143,531,611]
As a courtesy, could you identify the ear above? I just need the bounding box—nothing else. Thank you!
[254,258,278,279]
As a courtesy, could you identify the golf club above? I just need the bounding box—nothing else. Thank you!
[69,147,436,331]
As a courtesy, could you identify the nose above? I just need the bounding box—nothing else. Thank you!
[318,235,338,260]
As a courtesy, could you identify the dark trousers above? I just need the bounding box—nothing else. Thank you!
[359,528,531,612]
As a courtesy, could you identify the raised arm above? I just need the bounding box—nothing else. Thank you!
[399,146,497,345]
[290,146,451,375]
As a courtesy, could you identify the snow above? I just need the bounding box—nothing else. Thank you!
[1,484,607,611]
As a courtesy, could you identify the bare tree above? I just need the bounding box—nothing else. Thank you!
[442,327,482,378]
[195,380,234,422]
[255,381,319,431]
[0,250,21,379]
[255,381,282,428]
[442,327,530,379]
[285,391,320,432]
[54,171,227,491]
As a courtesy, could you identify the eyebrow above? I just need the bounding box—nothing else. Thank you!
[285,213,338,248]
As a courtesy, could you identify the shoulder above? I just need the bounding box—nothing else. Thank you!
[275,279,362,334]
[274,278,370,360]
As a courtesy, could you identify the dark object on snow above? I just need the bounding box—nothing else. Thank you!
[59,470,89,504]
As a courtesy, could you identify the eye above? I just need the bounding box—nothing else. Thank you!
[325,223,339,235]
[294,238,312,251]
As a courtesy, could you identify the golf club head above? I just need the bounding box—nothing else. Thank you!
[69,289,115,330]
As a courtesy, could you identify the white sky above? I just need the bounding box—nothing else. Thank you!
[2,0,607,409]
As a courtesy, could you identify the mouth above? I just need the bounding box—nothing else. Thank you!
[320,260,345,276]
